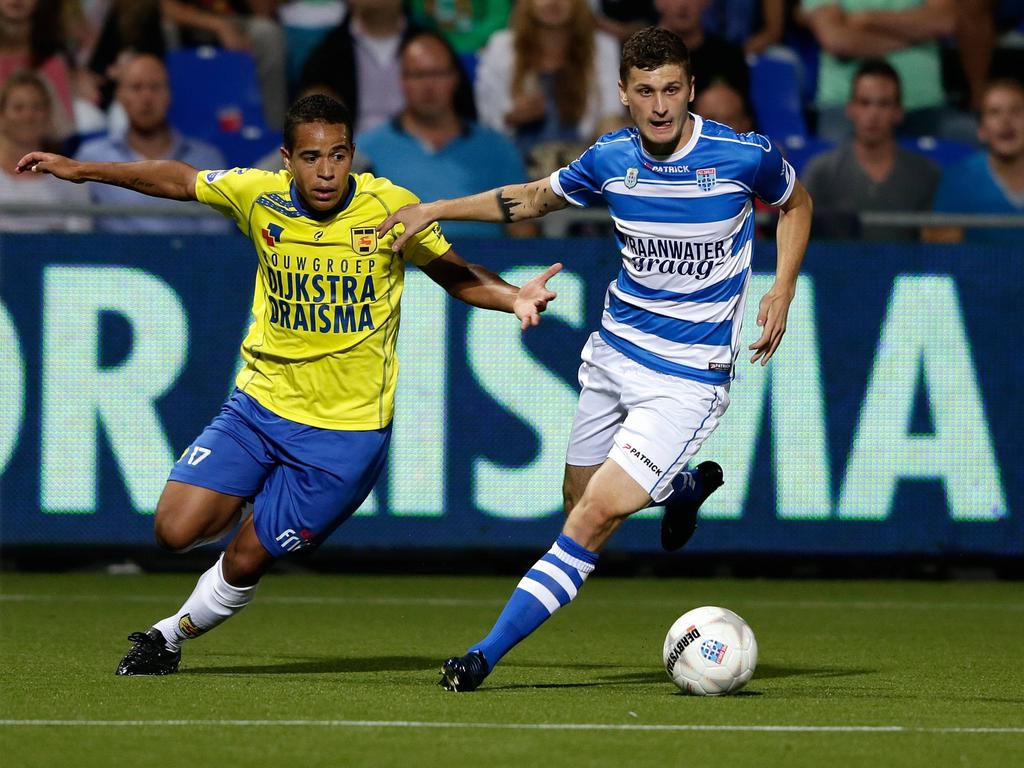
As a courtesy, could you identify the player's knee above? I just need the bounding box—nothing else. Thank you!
[570,494,622,530]
[153,506,199,553]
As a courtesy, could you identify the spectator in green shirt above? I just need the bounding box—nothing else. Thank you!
[407,0,514,55]
[802,0,970,141]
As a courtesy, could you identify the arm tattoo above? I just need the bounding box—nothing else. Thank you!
[129,177,156,191]
[496,188,523,222]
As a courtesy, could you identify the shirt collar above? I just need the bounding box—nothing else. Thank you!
[289,174,358,220]
[390,115,472,141]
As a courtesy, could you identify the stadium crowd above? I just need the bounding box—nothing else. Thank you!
[1,0,1022,240]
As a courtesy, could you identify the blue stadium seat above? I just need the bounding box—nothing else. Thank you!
[284,25,333,87]
[459,52,479,85]
[166,47,280,167]
[899,136,976,168]
[748,49,809,144]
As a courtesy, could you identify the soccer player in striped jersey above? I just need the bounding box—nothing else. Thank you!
[379,26,813,691]
[16,95,561,676]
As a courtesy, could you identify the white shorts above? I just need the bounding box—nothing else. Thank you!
[565,333,730,503]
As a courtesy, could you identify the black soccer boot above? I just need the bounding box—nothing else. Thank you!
[660,461,724,551]
[438,650,489,692]
[116,628,181,676]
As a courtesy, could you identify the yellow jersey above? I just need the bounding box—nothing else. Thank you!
[195,168,451,430]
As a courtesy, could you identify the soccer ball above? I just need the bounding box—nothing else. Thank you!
[662,606,757,695]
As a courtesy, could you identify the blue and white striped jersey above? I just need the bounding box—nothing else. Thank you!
[549,115,795,386]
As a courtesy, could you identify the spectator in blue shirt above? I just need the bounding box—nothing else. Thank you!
[927,79,1024,245]
[76,53,231,234]
[359,30,536,240]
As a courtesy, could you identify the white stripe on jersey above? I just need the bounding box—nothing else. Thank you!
[548,169,586,208]
[610,205,751,242]
[606,283,745,325]
[602,178,752,196]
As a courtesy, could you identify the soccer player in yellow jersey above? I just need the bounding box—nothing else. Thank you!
[16,95,561,675]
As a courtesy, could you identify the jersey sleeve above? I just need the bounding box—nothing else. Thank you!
[384,184,452,267]
[549,143,604,208]
[194,167,272,229]
[750,135,796,207]
[405,220,453,266]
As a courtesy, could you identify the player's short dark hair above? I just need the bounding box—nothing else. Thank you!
[620,27,690,83]
[851,59,902,103]
[283,94,353,150]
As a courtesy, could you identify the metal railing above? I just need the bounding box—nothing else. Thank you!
[1,203,1023,236]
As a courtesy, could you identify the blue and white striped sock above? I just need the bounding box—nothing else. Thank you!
[470,534,598,670]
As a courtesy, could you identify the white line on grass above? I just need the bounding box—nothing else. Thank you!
[2,594,1022,611]
[0,719,1021,735]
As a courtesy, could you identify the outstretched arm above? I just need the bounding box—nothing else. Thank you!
[748,180,813,366]
[16,152,199,201]
[421,249,562,330]
[377,177,568,252]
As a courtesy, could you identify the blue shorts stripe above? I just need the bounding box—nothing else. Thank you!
[649,389,721,498]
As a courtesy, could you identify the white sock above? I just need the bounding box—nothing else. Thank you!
[153,554,257,651]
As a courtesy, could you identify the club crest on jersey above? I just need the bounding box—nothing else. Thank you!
[696,167,717,191]
[261,222,284,247]
[624,167,639,188]
[351,227,377,255]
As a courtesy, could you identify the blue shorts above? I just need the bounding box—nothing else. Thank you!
[168,389,391,557]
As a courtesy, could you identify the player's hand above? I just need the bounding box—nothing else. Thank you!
[748,283,794,365]
[514,262,562,330]
[15,152,83,182]
[377,203,437,253]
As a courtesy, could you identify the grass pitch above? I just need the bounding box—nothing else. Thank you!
[1,572,1021,767]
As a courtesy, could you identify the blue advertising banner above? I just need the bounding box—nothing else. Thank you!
[0,234,1020,554]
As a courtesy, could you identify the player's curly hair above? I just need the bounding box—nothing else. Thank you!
[620,27,691,83]
[283,94,353,150]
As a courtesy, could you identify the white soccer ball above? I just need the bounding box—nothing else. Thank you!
[662,606,758,695]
